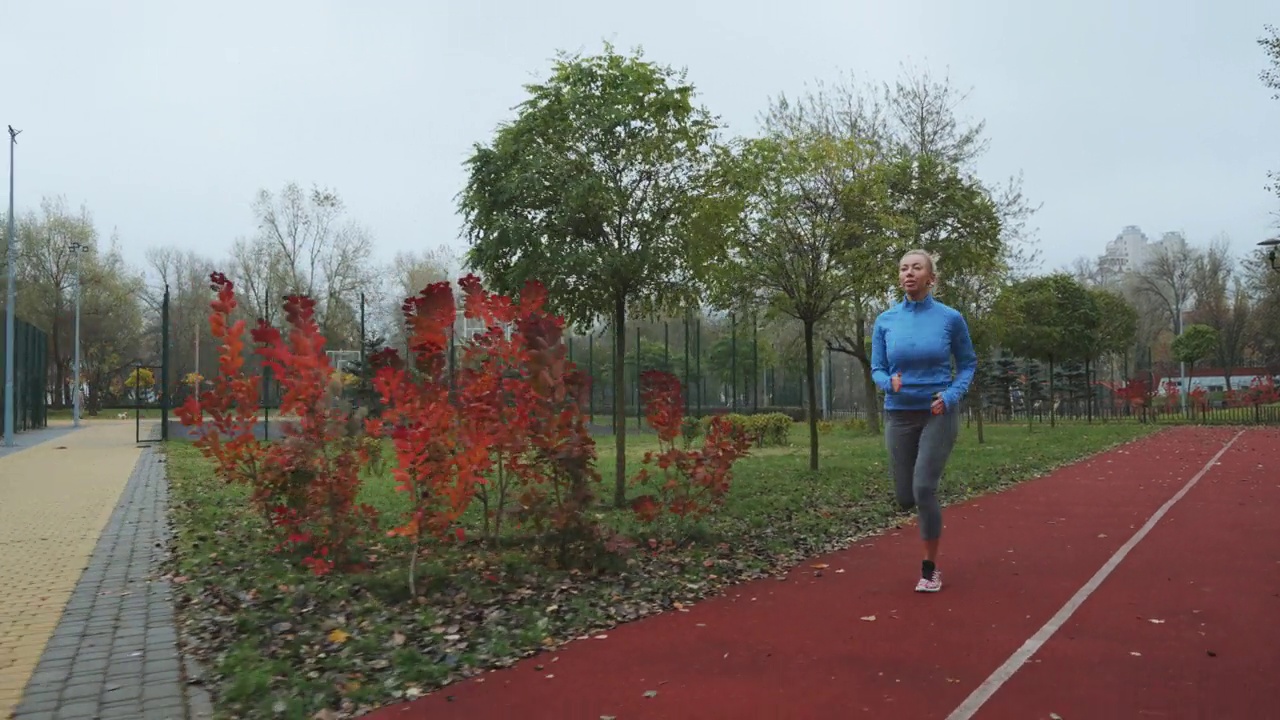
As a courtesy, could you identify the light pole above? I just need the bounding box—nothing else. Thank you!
[1259,238,1280,273]
[68,240,91,427]
[4,125,20,448]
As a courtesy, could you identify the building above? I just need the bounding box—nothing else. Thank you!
[1097,226,1189,283]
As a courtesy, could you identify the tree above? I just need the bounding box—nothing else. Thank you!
[994,273,1101,427]
[1171,324,1219,398]
[1130,237,1198,342]
[458,45,724,506]
[229,182,378,350]
[770,67,1020,436]
[1259,24,1280,205]
[1086,287,1138,418]
[1244,247,1280,369]
[1188,237,1250,388]
[712,130,889,470]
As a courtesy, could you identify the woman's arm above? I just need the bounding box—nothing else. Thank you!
[941,311,977,410]
[870,317,893,392]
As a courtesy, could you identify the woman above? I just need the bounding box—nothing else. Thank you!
[870,249,977,593]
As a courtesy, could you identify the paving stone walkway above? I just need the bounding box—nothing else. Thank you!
[1,422,211,720]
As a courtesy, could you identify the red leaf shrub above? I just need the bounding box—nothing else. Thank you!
[178,271,613,584]
[456,276,603,559]
[177,274,378,575]
[630,370,752,526]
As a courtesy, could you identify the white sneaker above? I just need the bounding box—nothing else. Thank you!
[915,569,942,593]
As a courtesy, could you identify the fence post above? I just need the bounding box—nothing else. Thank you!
[161,285,170,440]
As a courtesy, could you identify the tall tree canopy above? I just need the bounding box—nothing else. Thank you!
[458,44,725,506]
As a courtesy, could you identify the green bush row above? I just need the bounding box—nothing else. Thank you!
[680,412,793,447]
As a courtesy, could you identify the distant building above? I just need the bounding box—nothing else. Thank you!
[1097,226,1189,283]
[1099,225,1150,281]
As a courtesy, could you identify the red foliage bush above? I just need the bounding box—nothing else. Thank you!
[176,273,378,575]
[630,370,752,525]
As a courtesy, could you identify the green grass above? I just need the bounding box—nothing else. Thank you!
[164,419,1160,719]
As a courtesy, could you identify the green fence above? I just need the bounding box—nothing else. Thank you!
[0,316,49,434]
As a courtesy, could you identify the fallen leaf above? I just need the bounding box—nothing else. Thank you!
[1147,618,1165,624]
[811,563,830,569]
[1050,714,1063,720]
[860,615,876,622]
[643,690,658,698]
[327,628,350,644]
[1130,651,1142,656]
[390,631,406,647]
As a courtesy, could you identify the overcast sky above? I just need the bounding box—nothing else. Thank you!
[4,0,1278,279]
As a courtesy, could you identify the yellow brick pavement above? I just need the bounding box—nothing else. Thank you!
[0,420,149,716]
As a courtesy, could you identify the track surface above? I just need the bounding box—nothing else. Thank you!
[364,427,1279,720]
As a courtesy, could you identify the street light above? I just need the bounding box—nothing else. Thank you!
[3,124,20,448]
[68,240,91,427]
[1259,237,1280,272]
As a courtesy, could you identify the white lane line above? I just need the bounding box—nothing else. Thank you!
[945,429,1245,720]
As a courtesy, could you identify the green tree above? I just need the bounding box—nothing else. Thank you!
[1085,287,1138,418]
[994,273,1101,428]
[1171,324,1219,397]
[1259,24,1280,202]
[458,45,723,506]
[711,129,891,470]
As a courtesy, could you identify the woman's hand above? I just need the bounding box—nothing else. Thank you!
[891,373,902,393]
[931,395,946,415]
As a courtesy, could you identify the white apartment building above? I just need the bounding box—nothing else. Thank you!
[1097,226,1189,282]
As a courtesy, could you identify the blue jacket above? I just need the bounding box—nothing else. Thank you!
[870,294,978,412]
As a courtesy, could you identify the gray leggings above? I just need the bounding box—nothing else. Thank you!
[885,407,960,541]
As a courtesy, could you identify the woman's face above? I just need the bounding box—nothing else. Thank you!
[899,253,933,295]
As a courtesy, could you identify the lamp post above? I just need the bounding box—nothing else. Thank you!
[3,125,20,447]
[1259,237,1280,273]
[68,240,91,427]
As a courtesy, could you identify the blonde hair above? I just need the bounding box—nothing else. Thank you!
[899,249,937,276]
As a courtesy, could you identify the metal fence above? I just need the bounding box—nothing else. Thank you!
[0,316,49,434]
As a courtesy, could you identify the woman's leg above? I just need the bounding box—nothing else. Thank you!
[884,410,926,513]
[912,405,961,590]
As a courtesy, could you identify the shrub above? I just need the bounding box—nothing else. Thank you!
[631,371,752,528]
[177,271,605,589]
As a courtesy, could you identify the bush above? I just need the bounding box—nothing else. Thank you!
[697,412,791,447]
[177,271,604,592]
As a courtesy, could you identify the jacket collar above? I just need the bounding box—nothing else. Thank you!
[902,293,936,312]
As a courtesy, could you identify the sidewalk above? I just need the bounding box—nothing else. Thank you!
[0,421,210,720]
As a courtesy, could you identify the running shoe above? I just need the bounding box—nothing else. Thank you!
[915,569,942,593]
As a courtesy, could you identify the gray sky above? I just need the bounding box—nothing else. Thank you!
[4,0,1278,279]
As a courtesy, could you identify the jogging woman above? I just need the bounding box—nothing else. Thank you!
[870,249,977,593]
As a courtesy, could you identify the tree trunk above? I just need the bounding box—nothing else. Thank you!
[804,318,819,471]
[612,292,628,508]
[1086,357,1093,423]
[1048,356,1056,428]
[859,360,881,434]
[1026,358,1033,432]
[972,376,985,444]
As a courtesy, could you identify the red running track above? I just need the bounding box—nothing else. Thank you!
[967,426,1280,720]
[364,427,1278,720]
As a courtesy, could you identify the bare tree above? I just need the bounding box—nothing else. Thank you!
[1188,237,1251,388]
[229,182,379,350]
[1130,238,1199,339]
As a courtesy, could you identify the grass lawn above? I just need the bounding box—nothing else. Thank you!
[163,418,1160,719]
